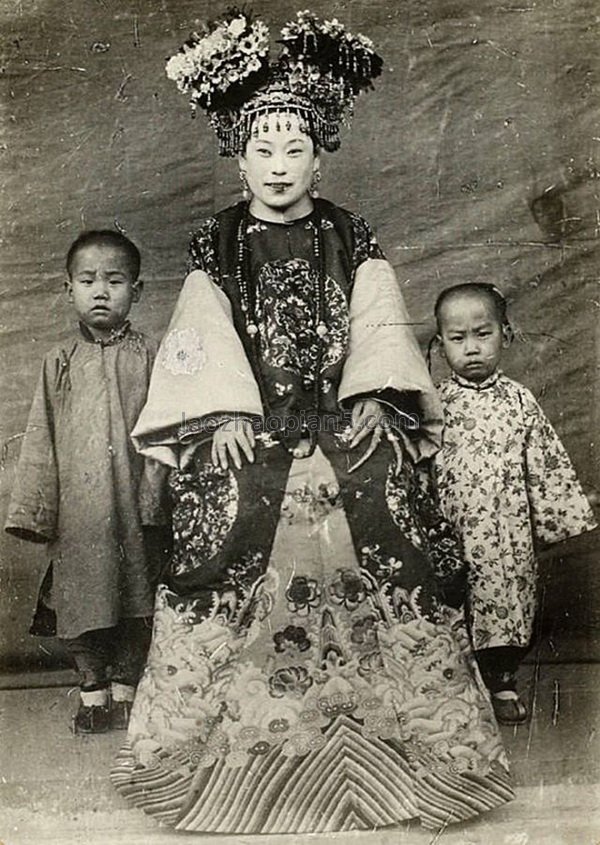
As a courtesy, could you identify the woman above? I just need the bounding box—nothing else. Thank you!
[112,10,513,834]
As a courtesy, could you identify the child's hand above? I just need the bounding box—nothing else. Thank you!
[211,418,255,471]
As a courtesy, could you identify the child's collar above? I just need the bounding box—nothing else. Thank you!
[79,320,131,346]
[451,370,501,390]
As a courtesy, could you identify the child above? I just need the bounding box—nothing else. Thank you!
[432,282,596,725]
[5,230,169,734]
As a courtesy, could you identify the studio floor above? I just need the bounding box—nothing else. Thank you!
[0,663,598,845]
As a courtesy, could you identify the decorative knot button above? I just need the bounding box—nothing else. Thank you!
[316,322,328,338]
[302,377,314,390]
[246,323,258,336]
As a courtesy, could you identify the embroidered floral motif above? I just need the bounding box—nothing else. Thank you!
[247,219,269,234]
[285,575,322,615]
[161,328,207,375]
[316,688,358,718]
[357,650,384,677]
[268,665,314,698]
[329,569,367,610]
[273,625,312,654]
[280,481,342,525]
[391,586,426,623]
[170,462,238,574]
[385,464,423,550]
[128,576,506,781]
[349,212,385,270]
[350,615,378,647]
[188,217,219,279]
[274,381,293,397]
[255,258,348,377]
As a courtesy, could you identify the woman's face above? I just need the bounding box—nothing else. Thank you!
[240,112,320,221]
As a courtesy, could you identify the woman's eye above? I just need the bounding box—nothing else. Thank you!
[256,148,271,156]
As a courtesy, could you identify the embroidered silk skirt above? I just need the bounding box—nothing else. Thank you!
[111,437,513,832]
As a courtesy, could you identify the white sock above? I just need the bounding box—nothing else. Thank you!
[80,688,108,707]
[111,682,135,703]
[493,690,518,701]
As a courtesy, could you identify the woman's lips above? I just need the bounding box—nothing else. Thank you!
[266,182,292,192]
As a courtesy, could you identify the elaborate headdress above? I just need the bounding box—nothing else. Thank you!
[165,8,383,156]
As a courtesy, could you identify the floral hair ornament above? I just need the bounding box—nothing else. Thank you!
[165,7,383,156]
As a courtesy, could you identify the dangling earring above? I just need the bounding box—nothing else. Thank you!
[310,169,321,198]
[239,170,250,201]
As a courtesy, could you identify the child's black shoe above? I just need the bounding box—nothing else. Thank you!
[73,702,111,734]
[110,699,133,731]
[492,693,529,726]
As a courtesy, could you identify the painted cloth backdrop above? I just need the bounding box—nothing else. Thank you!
[0,0,598,668]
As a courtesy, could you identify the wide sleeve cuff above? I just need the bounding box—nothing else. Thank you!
[338,258,443,462]
[131,270,263,468]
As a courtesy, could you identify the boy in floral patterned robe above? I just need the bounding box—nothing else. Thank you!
[433,283,597,724]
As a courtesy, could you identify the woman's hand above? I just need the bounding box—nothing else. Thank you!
[348,398,385,447]
[211,418,255,471]
[347,398,387,472]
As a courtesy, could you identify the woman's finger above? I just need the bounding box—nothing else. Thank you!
[348,425,383,472]
[349,411,378,448]
[237,430,255,464]
[389,429,404,476]
[244,420,256,448]
[217,441,229,471]
[218,451,229,471]
[347,405,367,441]
[350,400,365,427]
[227,438,242,471]
[211,436,220,467]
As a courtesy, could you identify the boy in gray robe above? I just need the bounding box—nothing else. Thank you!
[5,230,169,733]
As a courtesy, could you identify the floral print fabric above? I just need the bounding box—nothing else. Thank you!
[119,447,510,832]
[435,372,596,650]
[255,257,349,378]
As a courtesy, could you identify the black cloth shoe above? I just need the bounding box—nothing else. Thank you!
[492,694,529,726]
[73,702,111,734]
[110,700,133,731]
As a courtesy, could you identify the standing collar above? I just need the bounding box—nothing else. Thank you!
[78,320,131,346]
[451,370,501,390]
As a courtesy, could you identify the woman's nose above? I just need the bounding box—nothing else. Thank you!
[270,155,286,174]
[464,336,480,353]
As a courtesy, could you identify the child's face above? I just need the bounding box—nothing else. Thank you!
[66,244,141,339]
[437,295,509,383]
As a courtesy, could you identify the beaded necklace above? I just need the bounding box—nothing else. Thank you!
[234,200,329,458]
